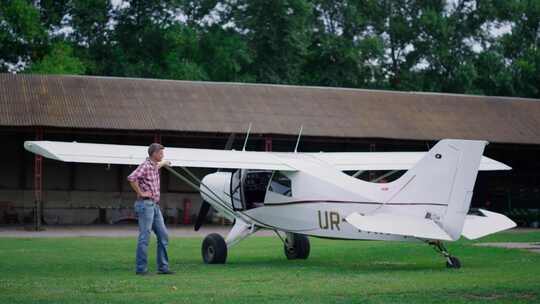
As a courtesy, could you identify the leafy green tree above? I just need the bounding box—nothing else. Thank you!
[473,49,514,96]
[27,41,86,74]
[413,0,495,94]
[495,0,540,98]
[181,0,219,27]
[70,0,112,46]
[68,0,114,75]
[0,0,46,72]
[230,0,313,84]
[1,0,538,99]
[303,0,384,88]
[198,26,253,81]
[108,1,206,79]
[35,0,70,31]
[162,25,208,80]
[368,0,427,90]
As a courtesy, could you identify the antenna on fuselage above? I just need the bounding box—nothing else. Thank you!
[294,125,303,153]
[242,122,252,151]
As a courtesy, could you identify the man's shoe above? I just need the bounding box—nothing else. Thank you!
[157,270,175,275]
[136,271,149,276]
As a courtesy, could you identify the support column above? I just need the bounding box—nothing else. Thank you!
[154,132,162,144]
[34,127,43,231]
[18,138,26,189]
[265,136,272,152]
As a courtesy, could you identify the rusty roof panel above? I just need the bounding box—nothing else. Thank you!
[0,73,539,144]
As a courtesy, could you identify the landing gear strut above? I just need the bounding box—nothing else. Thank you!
[429,241,461,269]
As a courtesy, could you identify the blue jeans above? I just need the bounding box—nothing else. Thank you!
[134,199,169,273]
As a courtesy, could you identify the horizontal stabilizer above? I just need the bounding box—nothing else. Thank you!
[461,209,516,240]
[345,212,452,241]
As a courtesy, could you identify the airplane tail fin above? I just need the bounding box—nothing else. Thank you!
[383,139,487,240]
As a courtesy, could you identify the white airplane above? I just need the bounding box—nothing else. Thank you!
[24,139,516,268]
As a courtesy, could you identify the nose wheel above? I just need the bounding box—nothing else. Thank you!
[202,233,227,264]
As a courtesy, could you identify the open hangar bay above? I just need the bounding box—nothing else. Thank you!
[0,73,539,227]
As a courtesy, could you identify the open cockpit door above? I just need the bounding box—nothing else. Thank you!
[230,169,274,210]
[230,169,245,210]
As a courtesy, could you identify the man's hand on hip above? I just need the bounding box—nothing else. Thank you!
[139,191,152,198]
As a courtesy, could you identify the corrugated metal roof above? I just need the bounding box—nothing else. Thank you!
[1,73,539,144]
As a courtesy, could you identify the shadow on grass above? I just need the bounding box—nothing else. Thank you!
[205,254,455,273]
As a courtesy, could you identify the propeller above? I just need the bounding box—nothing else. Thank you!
[193,132,236,231]
[194,201,211,231]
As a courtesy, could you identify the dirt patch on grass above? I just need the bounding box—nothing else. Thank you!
[475,242,540,253]
[464,292,537,301]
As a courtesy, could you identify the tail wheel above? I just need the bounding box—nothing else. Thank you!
[429,241,461,269]
[446,256,461,269]
[284,233,310,260]
[202,233,227,264]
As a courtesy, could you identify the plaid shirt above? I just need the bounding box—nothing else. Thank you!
[127,158,161,203]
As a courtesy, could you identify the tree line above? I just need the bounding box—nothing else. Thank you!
[1,0,539,98]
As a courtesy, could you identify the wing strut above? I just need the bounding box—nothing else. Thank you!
[242,123,252,151]
[294,125,303,153]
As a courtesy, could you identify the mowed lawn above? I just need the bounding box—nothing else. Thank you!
[1,231,540,304]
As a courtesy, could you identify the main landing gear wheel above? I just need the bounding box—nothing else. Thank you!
[202,233,227,264]
[429,241,461,269]
[284,233,310,260]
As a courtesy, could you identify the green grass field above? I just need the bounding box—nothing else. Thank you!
[1,231,540,303]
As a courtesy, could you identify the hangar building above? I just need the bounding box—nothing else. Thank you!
[0,74,539,226]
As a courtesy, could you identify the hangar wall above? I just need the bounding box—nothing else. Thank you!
[1,75,539,226]
[0,129,219,225]
[0,128,539,226]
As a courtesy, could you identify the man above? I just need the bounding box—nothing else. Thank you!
[127,143,174,275]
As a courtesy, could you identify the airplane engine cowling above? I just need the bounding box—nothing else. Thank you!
[200,172,235,220]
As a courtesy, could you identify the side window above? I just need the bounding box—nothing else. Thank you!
[268,172,292,197]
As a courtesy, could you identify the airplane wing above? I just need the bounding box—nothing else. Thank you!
[461,209,516,240]
[309,152,511,171]
[24,141,511,172]
[24,141,296,171]
[345,212,453,241]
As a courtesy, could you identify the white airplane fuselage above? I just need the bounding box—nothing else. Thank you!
[23,139,517,266]
[201,170,430,241]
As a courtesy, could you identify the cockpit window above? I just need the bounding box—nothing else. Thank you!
[268,171,292,197]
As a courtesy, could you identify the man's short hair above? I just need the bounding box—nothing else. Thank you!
[148,143,164,156]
